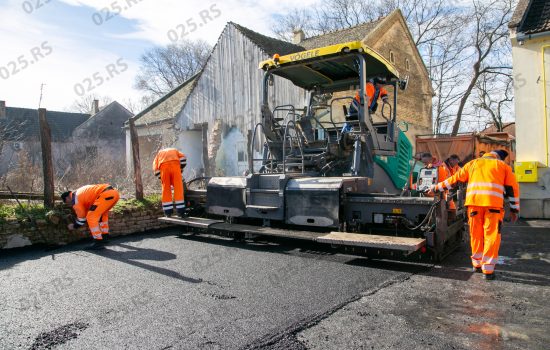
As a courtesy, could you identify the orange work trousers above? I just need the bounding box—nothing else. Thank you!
[467,206,503,275]
[160,160,185,215]
[87,188,120,240]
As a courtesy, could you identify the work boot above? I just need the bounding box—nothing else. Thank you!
[472,267,482,273]
[102,234,110,243]
[85,240,105,250]
[177,208,189,219]
[483,273,495,281]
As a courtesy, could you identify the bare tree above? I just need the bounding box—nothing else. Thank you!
[134,39,211,98]
[473,71,514,132]
[450,0,514,135]
[69,94,113,114]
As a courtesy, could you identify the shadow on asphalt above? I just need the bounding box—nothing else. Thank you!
[87,243,203,284]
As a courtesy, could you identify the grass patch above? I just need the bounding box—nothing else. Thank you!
[0,203,49,224]
[0,195,162,223]
[112,194,161,214]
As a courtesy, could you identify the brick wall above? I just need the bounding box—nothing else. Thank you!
[0,206,172,250]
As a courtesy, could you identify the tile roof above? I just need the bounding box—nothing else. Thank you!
[231,23,305,55]
[0,107,89,142]
[134,74,198,127]
[509,0,531,28]
[511,0,550,35]
[521,0,550,34]
[299,18,385,49]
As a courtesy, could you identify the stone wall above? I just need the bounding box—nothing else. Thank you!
[0,206,172,250]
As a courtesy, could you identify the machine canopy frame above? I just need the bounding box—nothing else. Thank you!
[259,41,400,93]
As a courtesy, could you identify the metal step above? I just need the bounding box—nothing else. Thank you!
[249,189,280,194]
[246,205,279,211]
[316,232,426,252]
[158,217,223,228]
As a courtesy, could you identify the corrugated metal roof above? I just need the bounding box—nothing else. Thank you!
[0,107,89,141]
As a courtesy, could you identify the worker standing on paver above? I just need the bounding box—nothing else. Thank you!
[153,148,187,217]
[62,184,120,250]
[429,150,519,280]
[444,154,461,176]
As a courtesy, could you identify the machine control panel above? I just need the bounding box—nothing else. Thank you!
[416,168,438,193]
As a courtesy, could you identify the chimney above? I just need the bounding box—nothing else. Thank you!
[0,100,6,118]
[92,99,99,114]
[293,29,305,44]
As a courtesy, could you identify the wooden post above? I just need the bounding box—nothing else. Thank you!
[129,118,144,200]
[38,108,54,209]
[201,123,209,177]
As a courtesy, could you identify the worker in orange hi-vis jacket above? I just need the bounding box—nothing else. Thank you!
[429,150,519,280]
[443,154,462,210]
[61,184,120,250]
[153,148,187,217]
[444,154,461,176]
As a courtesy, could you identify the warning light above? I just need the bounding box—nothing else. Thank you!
[273,54,280,63]
[420,246,427,254]
[392,208,403,214]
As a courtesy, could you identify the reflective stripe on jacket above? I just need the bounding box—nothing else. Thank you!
[153,148,187,176]
[435,154,520,211]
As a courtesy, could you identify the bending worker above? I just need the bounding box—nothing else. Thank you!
[429,150,519,280]
[153,147,187,217]
[62,184,120,250]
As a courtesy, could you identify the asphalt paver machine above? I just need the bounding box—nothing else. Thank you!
[161,41,465,261]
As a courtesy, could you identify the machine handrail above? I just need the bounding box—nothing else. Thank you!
[251,122,267,174]
[330,96,356,139]
[282,120,305,174]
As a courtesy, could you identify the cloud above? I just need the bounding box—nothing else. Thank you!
[0,0,318,112]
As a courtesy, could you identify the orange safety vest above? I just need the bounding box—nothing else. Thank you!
[153,148,186,177]
[354,82,388,111]
[435,154,520,211]
[71,184,111,221]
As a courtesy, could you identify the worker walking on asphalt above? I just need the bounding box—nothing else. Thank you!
[429,150,519,280]
[153,147,187,217]
[62,184,120,250]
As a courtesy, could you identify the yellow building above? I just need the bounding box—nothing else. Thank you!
[509,0,550,218]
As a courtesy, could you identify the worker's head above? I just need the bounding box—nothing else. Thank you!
[60,191,72,205]
[420,152,433,166]
[492,150,509,161]
[372,77,385,88]
[448,154,460,167]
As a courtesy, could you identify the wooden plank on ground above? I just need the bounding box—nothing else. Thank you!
[317,232,425,251]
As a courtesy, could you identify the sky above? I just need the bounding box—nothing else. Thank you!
[0,0,317,112]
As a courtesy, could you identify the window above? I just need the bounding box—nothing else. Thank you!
[237,142,247,162]
[389,51,395,63]
[406,58,410,71]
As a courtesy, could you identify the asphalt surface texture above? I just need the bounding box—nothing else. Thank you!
[0,221,548,350]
